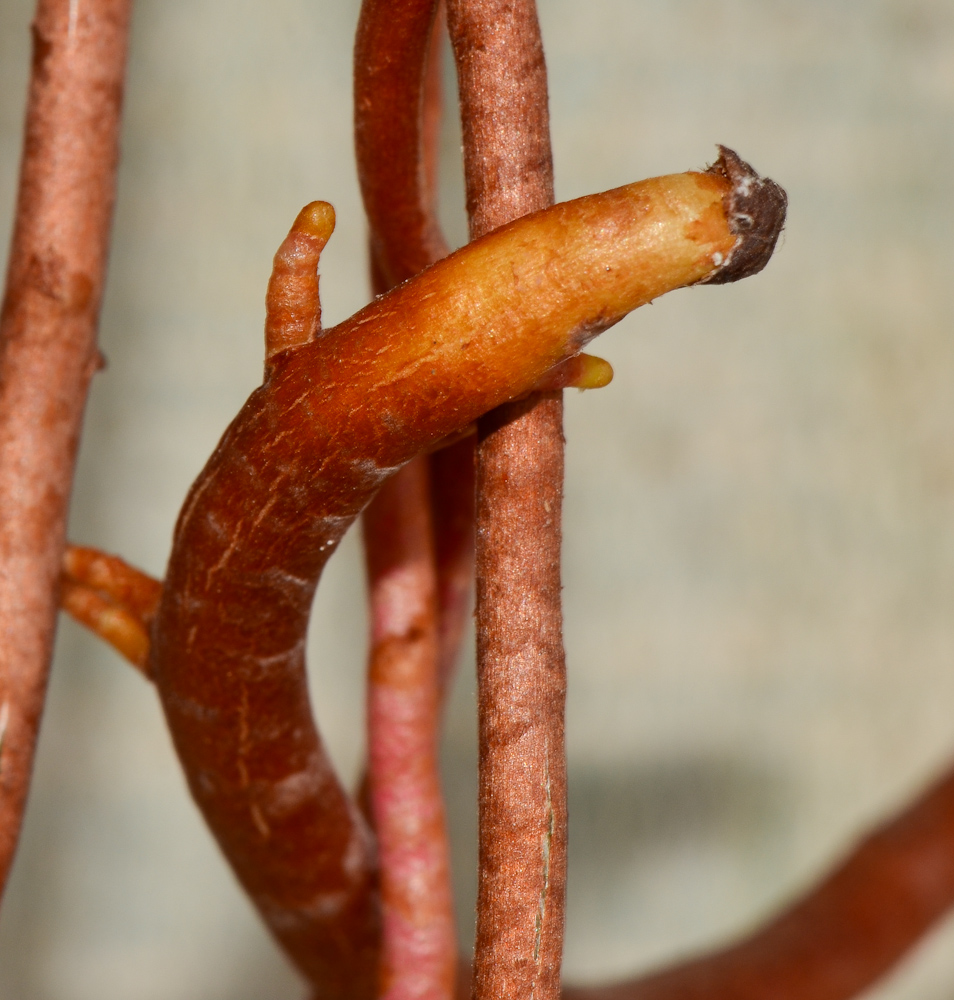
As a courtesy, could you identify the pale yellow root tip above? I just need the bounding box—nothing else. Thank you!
[532,353,615,392]
[571,353,614,390]
[293,201,336,242]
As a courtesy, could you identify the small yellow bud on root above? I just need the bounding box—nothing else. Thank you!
[293,200,336,243]
[533,353,614,392]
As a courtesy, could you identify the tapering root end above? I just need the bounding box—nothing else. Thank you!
[532,353,614,392]
[265,201,337,364]
[60,545,163,675]
[699,146,787,285]
[61,581,153,673]
[293,200,336,243]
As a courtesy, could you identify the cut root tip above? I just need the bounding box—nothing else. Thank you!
[700,146,787,285]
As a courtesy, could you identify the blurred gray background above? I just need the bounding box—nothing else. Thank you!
[3,0,954,996]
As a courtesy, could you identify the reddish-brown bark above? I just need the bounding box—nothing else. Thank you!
[445,0,565,995]
[0,3,830,994]
[446,0,554,241]
[0,0,131,895]
[151,166,755,998]
[472,389,568,1000]
[563,765,954,1000]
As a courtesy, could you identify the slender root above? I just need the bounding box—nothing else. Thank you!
[356,3,462,996]
[447,0,566,995]
[59,545,162,674]
[364,459,457,1000]
[0,0,133,894]
[60,581,151,674]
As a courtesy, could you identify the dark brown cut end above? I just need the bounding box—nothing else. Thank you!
[699,145,787,284]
